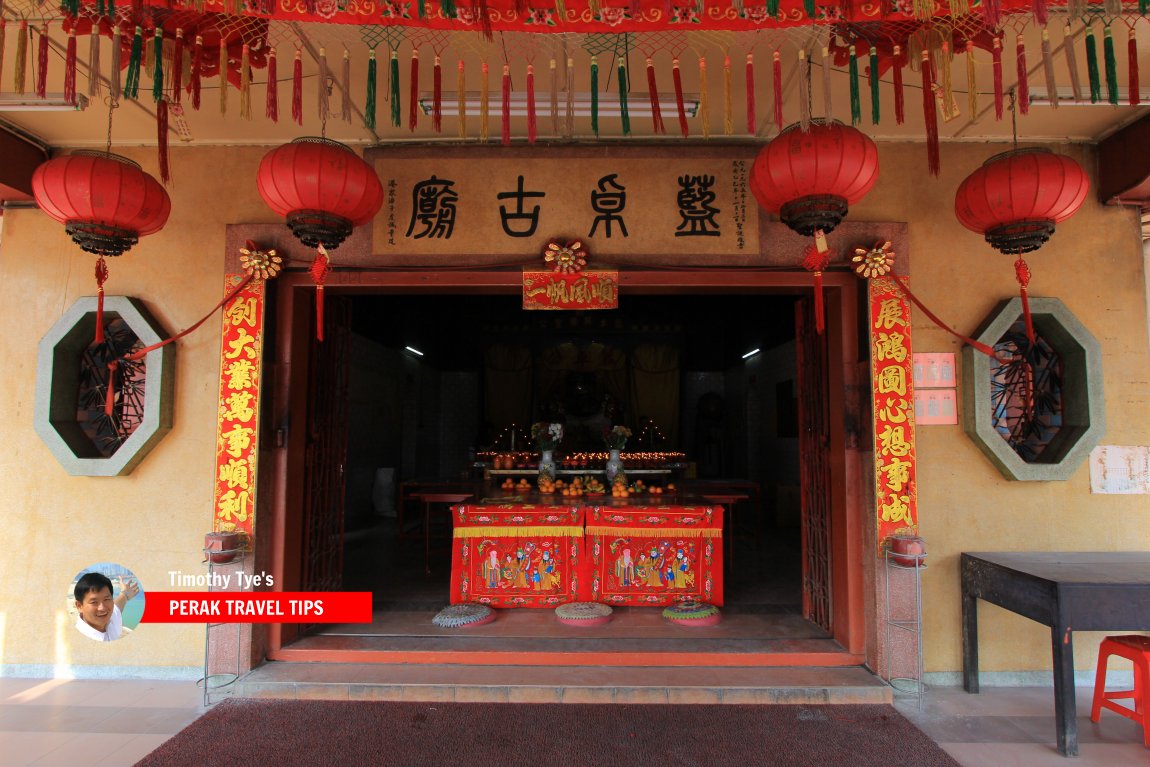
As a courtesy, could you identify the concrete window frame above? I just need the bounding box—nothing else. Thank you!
[961,297,1105,481]
[35,296,175,476]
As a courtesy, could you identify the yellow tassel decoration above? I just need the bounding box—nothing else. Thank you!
[240,43,251,120]
[699,56,710,139]
[219,40,228,115]
[723,54,733,135]
[480,61,489,142]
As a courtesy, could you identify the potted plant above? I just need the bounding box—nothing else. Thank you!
[531,422,563,480]
[603,425,631,483]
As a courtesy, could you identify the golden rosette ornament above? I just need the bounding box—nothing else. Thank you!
[544,240,588,274]
[852,241,895,279]
[239,243,283,280]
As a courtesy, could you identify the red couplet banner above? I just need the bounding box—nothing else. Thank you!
[141,592,373,623]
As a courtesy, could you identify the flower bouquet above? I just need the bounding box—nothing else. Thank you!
[602,425,632,450]
[532,422,564,451]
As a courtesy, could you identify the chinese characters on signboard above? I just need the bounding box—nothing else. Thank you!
[522,270,619,310]
[869,277,918,547]
[374,158,755,257]
[212,276,265,542]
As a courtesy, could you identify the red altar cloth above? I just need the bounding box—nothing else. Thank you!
[586,500,723,607]
[449,499,585,608]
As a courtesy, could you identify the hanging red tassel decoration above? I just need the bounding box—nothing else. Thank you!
[921,51,940,176]
[992,36,1003,120]
[526,63,537,144]
[802,231,831,335]
[891,45,905,125]
[432,54,442,132]
[1016,35,1030,115]
[501,63,512,146]
[104,360,119,417]
[646,57,665,134]
[266,47,278,121]
[191,35,203,110]
[1015,255,1035,345]
[745,53,755,135]
[94,256,109,345]
[64,29,77,104]
[171,30,184,105]
[157,97,170,184]
[311,246,331,343]
[672,57,689,137]
[772,49,783,132]
[1032,0,1048,26]
[1130,31,1140,106]
[292,48,303,125]
[409,49,420,131]
[981,0,1001,27]
[36,23,49,98]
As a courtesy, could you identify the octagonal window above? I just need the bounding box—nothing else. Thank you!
[36,296,175,476]
[962,297,1104,481]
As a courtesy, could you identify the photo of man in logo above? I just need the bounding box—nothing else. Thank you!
[71,568,142,642]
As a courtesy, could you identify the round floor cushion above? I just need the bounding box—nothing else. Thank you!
[432,604,496,628]
[555,602,613,627]
[662,600,722,626]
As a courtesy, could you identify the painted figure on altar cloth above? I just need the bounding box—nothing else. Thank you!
[671,549,693,589]
[501,554,517,586]
[481,549,501,589]
[645,547,665,588]
[614,548,635,587]
[534,550,560,591]
[514,549,530,588]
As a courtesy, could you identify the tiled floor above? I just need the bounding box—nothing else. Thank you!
[2,676,1146,766]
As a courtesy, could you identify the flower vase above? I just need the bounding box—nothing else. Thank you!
[539,450,556,481]
[605,449,624,483]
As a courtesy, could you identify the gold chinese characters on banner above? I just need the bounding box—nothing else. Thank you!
[869,277,918,548]
[523,270,619,310]
[212,276,265,543]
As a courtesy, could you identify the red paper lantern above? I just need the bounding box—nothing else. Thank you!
[31,151,171,257]
[954,148,1089,255]
[256,137,383,249]
[750,120,880,236]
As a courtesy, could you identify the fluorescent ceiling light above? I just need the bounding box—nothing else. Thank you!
[1026,87,1150,106]
[419,91,699,119]
[742,348,761,359]
[0,93,88,112]
[404,345,424,356]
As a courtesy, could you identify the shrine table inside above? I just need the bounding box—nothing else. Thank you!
[448,494,724,608]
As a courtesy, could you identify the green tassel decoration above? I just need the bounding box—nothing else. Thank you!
[618,61,630,136]
[869,45,880,124]
[63,0,80,16]
[766,0,779,14]
[417,0,426,20]
[591,56,599,136]
[441,0,457,18]
[124,26,143,99]
[108,0,115,19]
[848,45,861,125]
[152,30,164,103]
[365,49,377,130]
[390,50,401,127]
[1086,25,1101,103]
[1103,27,1119,105]
[803,0,815,17]
[98,0,106,16]
[1142,0,1148,16]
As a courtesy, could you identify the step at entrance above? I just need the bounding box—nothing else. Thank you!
[232,663,892,705]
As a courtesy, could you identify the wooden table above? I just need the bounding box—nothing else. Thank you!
[961,551,1150,756]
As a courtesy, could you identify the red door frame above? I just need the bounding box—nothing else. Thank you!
[265,268,866,667]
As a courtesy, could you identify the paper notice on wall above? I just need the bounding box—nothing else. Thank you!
[1089,446,1150,494]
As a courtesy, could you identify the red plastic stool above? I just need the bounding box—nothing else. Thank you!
[1090,634,1150,748]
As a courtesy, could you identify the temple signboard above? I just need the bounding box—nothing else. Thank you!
[371,151,755,259]
[522,270,619,310]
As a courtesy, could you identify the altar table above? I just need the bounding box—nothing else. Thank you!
[449,499,585,608]
[961,552,1150,757]
[586,499,724,606]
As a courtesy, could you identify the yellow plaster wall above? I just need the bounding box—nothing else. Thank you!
[854,142,1150,677]
[0,141,1146,676]
[0,146,278,673]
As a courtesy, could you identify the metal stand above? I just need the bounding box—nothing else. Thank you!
[884,548,926,707]
[198,546,244,706]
